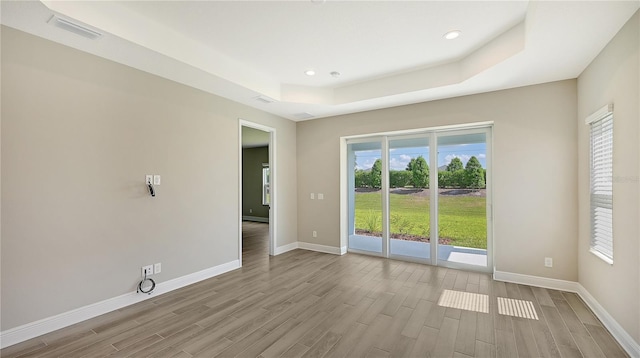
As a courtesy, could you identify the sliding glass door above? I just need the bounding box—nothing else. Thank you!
[436,131,490,269]
[388,136,431,262]
[345,126,492,272]
[347,140,385,255]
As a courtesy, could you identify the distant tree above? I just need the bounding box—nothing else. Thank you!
[465,168,485,189]
[447,157,464,172]
[464,156,485,189]
[405,158,416,172]
[412,156,429,188]
[465,156,482,171]
[451,169,466,188]
[390,170,412,188]
[370,159,382,188]
[355,169,369,187]
[438,171,451,188]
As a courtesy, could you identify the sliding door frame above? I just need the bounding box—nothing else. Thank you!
[433,127,493,273]
[341,122,493,273]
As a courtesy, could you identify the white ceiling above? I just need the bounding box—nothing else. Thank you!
[2,1,639,121]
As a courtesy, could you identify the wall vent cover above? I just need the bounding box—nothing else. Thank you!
[47,15,102,40]
[293,112,315,120]
[254,95,276,104]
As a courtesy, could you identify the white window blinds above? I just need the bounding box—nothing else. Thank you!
[586,105,613,263]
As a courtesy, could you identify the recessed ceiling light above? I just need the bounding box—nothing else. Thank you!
[305,70,316,76]
[443,30,461,40]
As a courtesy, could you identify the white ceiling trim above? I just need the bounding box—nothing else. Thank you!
[2,1,638,121]
[40,0,283,100]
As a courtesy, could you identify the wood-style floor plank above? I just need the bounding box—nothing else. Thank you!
[431,316,460,357]
[495,329,518,358]
[584,323,628,357]
[562,292,601,326]
[455,310,478,357]
[512,317,540,357]
[1,222,629,358]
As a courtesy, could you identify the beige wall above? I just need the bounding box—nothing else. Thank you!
[242,146,269,219]
[577,11,639,344]
[297,80,578,281]
[0,26,297,330]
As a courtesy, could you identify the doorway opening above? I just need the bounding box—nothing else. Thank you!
[342,124,493,272]
[240,121,276,265]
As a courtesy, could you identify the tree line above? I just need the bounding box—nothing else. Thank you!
[355,156,485,189]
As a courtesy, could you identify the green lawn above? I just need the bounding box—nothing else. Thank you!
[355,191,487,249]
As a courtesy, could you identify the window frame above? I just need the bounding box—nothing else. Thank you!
[262,164,270,206]
[586,104,614,265]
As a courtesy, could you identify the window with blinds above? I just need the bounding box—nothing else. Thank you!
[586,105,613,264]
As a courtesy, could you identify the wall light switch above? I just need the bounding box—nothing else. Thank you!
[318,193,324,200]
[153,175,161,185]
[310,193,315,200]
[544,257,553,268]
[145,175,153,184]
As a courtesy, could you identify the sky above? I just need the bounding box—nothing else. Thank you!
[355,143,487,171]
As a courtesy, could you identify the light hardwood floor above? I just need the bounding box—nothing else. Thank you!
[2,222,628,357]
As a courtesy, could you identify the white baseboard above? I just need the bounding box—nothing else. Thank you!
[493,270,579,292]
[0,260,240,349]
[273,242,346,256]
[242,215,269,223]
[576,284,640,357]
[493,270,639,357]
[273,242,298,255]
[298,242,346,256]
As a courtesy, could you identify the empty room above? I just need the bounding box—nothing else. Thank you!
[1,1,639,357]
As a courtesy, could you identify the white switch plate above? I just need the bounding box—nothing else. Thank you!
[145,175,153,184]
[310,193,315,200]
[312,231,317,238]
[154,263,162,274]
[153,175,161,185]
[318,193,324,200]
[544,257,553,268]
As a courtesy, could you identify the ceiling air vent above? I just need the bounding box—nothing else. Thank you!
[294,112,315,120]
[253,95,276,104]
[47,15,102,40]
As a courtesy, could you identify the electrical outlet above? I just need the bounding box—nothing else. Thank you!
[153,175,161,185]
[249,208,253,213]
[154,263,161,274]
[312,231,317,238]
[318,193,324,200]
[142,265,153,276]
[145,175,153,184]
[544,257,553,268]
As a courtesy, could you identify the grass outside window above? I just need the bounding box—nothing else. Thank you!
[354,190,487,249]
